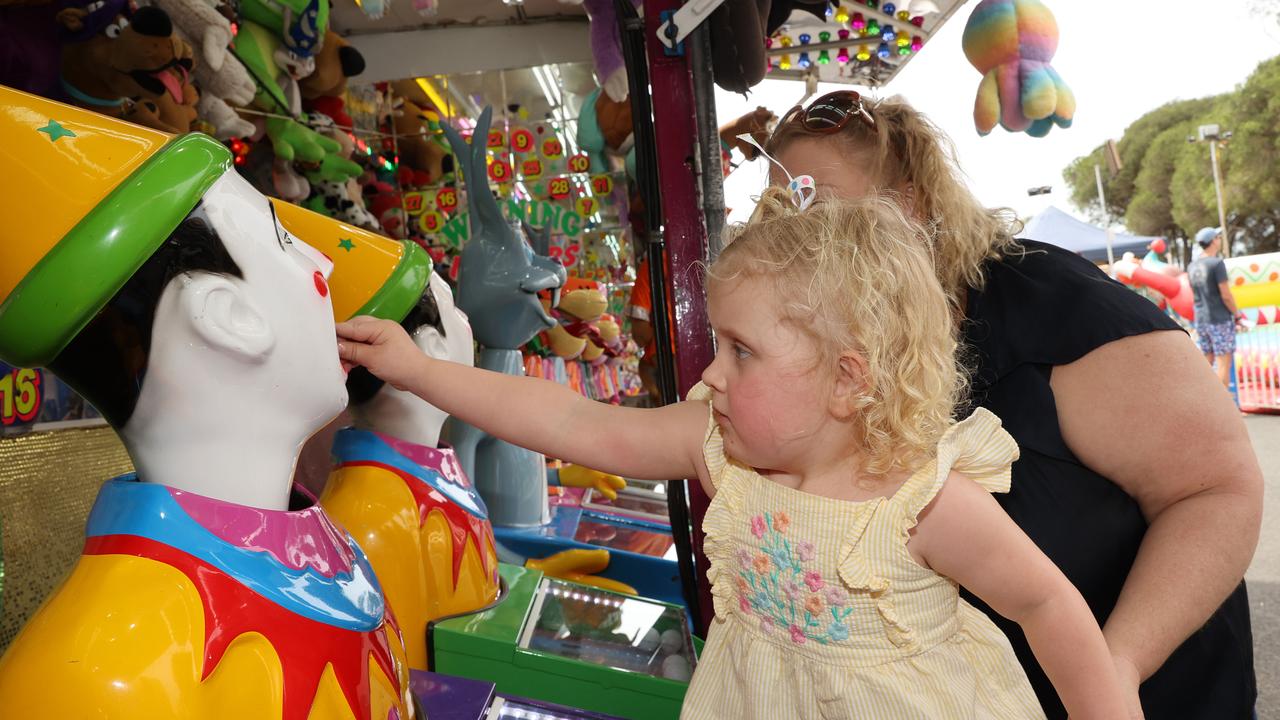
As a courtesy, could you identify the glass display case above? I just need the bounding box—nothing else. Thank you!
[430,565,697,720]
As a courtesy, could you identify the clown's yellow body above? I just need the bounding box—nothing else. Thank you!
[322,429,501,670]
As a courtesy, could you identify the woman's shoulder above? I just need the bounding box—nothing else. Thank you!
[964,239,1183,375]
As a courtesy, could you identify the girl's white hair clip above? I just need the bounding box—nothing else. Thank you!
[736,133,817,211]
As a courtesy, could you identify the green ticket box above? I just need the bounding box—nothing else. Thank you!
[429,564,697,720]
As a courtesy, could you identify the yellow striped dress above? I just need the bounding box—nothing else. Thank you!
[681,384,1046,720]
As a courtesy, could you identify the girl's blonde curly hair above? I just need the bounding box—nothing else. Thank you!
[765,95,1022,300]
[709,188,964,477]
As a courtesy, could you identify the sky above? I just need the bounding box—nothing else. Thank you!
[714,0,1280,227]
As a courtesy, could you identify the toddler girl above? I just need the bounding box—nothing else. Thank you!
[336,191,1129,719]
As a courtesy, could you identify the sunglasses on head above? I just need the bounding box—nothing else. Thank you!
[779,90,876,134]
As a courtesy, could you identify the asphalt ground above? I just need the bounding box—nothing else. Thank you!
[1245,413,1280,719]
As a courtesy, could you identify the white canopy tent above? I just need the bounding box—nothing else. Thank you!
[1022,206,1159,264]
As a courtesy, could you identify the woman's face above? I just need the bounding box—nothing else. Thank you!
[770,136,876,200]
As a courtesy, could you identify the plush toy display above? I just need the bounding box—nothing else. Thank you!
[577,87,634,177]
[387,82,450,187]
[962,0,1075,137]
[559,0,639,103]
[146,0,256,138]
[231,0,359,201]
[300,30,366,128]
[304,113,382,230]
[56,0,198,133]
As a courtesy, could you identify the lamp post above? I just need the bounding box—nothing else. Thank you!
[1188,125,1233,258]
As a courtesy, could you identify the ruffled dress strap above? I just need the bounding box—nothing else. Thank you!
[686,381,751,618]
[837,408,1019,651]
[898,407,1020,526]
[686,381,734,491]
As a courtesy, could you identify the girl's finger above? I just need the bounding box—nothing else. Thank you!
[336,320,381,342]
[337,341,361,364]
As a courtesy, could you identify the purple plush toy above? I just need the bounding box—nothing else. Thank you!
[566,0,639,103]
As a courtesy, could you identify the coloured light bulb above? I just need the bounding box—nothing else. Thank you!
[856,45,871,61]
[882,25,895,42]
[834,4,850,24]
[798,51,811,68]
[851,12,865,29]
[837,47,850,64]
[867,19,880,35]
[877,42,891,59]
[818,49,830,64]
[838,28,850,40]
[897,10,909,20]
[780,54,792,69]
[799,33,811,44]
[897,31,910,47]
[898,45,910,56]
[781,35,793,47]
[882,3,895,13]
[911,15,924,26]
[911,36,923,51]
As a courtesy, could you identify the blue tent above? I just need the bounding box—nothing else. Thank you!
[1022,206,1158,263]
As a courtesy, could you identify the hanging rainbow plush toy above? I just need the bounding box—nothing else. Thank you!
[961,0,1075,138]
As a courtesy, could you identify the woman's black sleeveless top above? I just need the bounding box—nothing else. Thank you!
[959,240,1255,719]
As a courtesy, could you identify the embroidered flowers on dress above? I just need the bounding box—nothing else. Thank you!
[735,512,854,645]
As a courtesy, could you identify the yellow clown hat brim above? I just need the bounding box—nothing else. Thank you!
[0,86,232,368]
[272,200,432,324]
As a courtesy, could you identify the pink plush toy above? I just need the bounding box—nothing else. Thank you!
[961,0,1075,138]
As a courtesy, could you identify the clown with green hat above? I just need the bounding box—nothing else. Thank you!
[0,85,415,719]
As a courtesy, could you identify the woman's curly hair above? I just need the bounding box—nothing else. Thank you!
[765,96,1023,300]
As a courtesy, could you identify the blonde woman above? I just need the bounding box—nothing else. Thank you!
[765,91,1261,719]
[335,193,1127,719]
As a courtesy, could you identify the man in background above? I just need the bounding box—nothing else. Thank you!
[1188,227,1240,388]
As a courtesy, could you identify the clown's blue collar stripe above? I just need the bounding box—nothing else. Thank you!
[332,427,489,520]
[85,476,385,632]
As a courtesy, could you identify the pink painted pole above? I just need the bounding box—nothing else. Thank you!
[644,0,716,632]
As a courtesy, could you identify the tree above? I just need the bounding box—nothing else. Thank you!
[1063,55,1280,255]
[1064,97,1217,224]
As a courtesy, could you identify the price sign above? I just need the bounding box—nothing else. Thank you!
[541,138,564,159]
[488,159,513,183]
[576,196,599,216]
[590,174,614,195]
[435,187,458,213]
[568,153,590,174]
[0,368,41,426]
[487,130,506,148]
[548,176,571,200]
[402,191,425,215]
[419,211,444,234]
[511,128,535,154]
[521,159,544,179]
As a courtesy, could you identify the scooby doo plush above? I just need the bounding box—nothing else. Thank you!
[57,0,196,133]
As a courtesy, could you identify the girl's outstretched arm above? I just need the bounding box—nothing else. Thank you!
[337,317,710,486]
[913,473,1137,720]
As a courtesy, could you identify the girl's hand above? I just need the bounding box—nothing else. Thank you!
[336,316,424,391]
